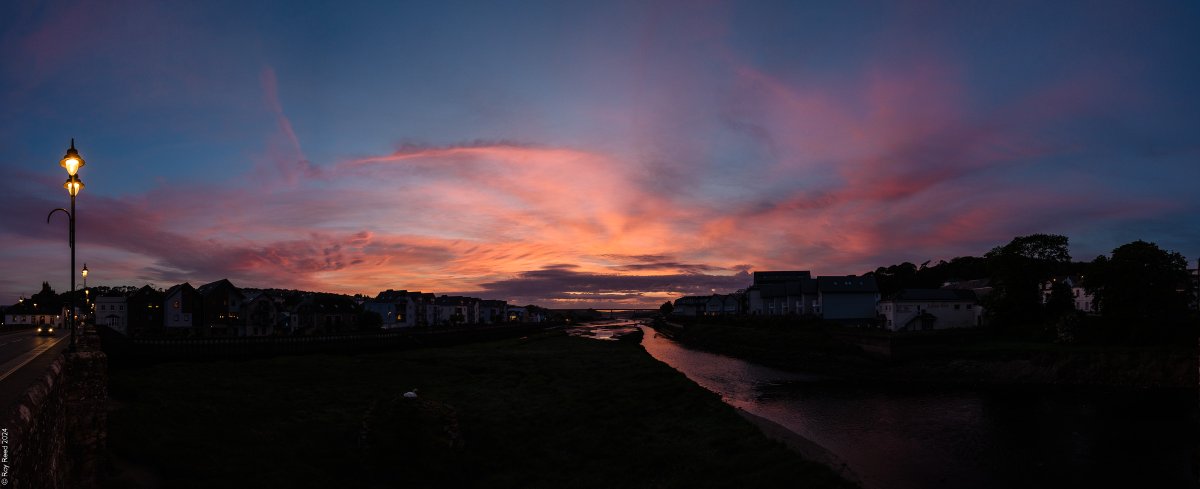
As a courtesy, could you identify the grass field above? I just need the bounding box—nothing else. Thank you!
[104,331,855,489]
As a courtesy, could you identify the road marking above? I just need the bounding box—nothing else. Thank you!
[0,336,67,383]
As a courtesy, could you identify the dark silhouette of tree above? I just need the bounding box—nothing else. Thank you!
[982,234,1071,332]
[868,262,920,297]
[1044,280,1076,318]
[31,282,62,311]
[1085,240,1191,342]
[867,257,993,298]
[659,301,674,316]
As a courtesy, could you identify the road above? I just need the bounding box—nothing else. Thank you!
[0,329,70,413]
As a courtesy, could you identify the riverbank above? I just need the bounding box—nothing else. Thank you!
[104,331,857,488]
[659,319,1198,388]
[734,409,864,488]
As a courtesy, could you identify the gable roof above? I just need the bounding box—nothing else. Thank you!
[674,296,710,306]
[129,285,164,301]
[197,278,240,297]
[164,282,196,298]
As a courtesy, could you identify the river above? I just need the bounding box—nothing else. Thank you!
[634,324,1197,489]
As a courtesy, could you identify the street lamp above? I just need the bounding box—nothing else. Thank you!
[82,263,89,319]
[47,139,85,351]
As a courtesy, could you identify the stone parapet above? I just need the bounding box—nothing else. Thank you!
[1,337,107,489]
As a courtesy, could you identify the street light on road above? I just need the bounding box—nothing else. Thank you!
[47,139,85,351]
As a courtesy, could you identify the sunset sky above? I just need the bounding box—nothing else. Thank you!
[2,0,1198,308]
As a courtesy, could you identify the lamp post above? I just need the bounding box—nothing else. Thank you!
[82,263,89,321]
[47,139,85,351]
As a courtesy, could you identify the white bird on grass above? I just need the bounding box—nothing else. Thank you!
[403,388,419,399]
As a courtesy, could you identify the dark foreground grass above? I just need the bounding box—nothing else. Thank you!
[105,332,855,489]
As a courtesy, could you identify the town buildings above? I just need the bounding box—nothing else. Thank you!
[0,276,527,338]
[672,270,990,331]
[877,289,980,331]
[681,271,880,324]
[747,271,817,316]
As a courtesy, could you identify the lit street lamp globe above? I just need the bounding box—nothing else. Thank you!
[60,139,85,176]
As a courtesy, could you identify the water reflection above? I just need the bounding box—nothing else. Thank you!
[566,319,643,341]
[640,326,1197,489]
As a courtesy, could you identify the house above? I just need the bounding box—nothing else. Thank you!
[365,289,436,329]
[755,281,818,316]
[3,298,64,329]
[817,275,879,321]
[197,279,245,336]
[365,289,410,329]
[418,293,437,326]
[95,294,129,335]
[878,289,979,332]
[703,293,744,316]
[164,283,201,336]
[290,293,359,334]
[746,271,817,315]
[242,290,280,336]
[435,296,479,326]
[479,299,508,324]
[506,305,546,323]
[1040,276,1096,314]
[6,283,66,329]
[671,296,710,316]
[126,285,165,337]
[506,306,527,322]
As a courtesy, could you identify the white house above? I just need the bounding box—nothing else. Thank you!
[1040,276,1096,314]
[3,310,63,329]
[96,295,129,335]
[878,289,980,332]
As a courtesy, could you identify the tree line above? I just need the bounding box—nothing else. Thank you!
[866,234,1196,344]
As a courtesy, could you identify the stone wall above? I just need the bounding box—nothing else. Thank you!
[1,341,107,489]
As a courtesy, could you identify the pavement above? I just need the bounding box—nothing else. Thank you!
[0,328,71,414]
